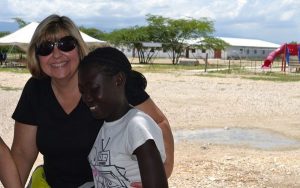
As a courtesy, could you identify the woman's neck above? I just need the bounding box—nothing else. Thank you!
[51,71,79,93]
[51,71,81,114]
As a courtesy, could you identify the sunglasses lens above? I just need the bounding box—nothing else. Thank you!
[36,36,77,56]
[58,36,77,52]
[36,41,54,56]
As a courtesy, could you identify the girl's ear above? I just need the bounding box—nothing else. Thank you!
[115,72,126,86]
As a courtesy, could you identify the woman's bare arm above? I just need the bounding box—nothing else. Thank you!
[11,122,39,186]
[0,137,22,188]
[135,98,174,178]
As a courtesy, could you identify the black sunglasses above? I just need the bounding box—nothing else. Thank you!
[36,36,77,56]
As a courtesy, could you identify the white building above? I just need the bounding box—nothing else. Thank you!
[120,37,280,60]
[218,37,280,60]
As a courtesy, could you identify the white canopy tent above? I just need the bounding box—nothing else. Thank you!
[0,22,107,51]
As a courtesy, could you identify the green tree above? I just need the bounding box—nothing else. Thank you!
[0,31,10,38]
[108,26,155,64]
[0,18,27,53]
[289,41,298,44]
[0,32,11,52]
[78,26,108,41]
[146,14,224,64]
[12,17,28,28]
[196,37,229,51]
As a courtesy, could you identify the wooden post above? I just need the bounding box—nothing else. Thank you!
[204,53,208,72]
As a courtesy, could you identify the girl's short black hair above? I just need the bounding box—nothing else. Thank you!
[79,47,147,97]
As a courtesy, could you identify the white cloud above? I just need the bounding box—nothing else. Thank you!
[279,10,295,21]
[1,0,300,43]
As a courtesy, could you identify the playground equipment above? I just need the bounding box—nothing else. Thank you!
[262,43,300,72]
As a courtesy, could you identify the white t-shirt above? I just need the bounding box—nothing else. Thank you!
[88,108,166,188]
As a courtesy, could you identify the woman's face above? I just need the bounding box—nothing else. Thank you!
[37,33,80,80]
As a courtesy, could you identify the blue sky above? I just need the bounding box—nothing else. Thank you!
[0,0,300,44]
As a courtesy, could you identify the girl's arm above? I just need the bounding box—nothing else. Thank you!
[134,140,168,188]
[11,122,39,186]
[135,98,174,178]
[0,137,22,188]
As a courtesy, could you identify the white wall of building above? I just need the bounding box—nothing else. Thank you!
[117,37,280,61]
[223,46,277,60]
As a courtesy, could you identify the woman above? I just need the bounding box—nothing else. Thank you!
[11,14,173,187]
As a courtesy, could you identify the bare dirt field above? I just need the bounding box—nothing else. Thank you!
[0,70,300,188]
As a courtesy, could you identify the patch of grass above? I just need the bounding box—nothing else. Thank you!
[2,63,300,82]
[0,67,29,74]
[132,63,204,73]
[243,73,300,82]
[206,68,300,82]
[0,85,21,91]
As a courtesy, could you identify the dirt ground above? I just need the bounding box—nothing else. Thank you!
[0,70,300,188]
[143,71,300,188]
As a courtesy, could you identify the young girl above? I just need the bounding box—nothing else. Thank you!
[0,137,22,188]
[78,47,168,188]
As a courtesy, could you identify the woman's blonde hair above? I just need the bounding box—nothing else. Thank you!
[27,14,89,78]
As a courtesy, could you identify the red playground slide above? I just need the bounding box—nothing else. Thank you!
[262,44,285,68]
[262,43,300,68]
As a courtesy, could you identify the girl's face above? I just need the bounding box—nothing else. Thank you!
[78,67,120,121]
[37,33,80,80]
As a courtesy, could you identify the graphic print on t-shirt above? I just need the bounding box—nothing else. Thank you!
[89,137,130,187]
